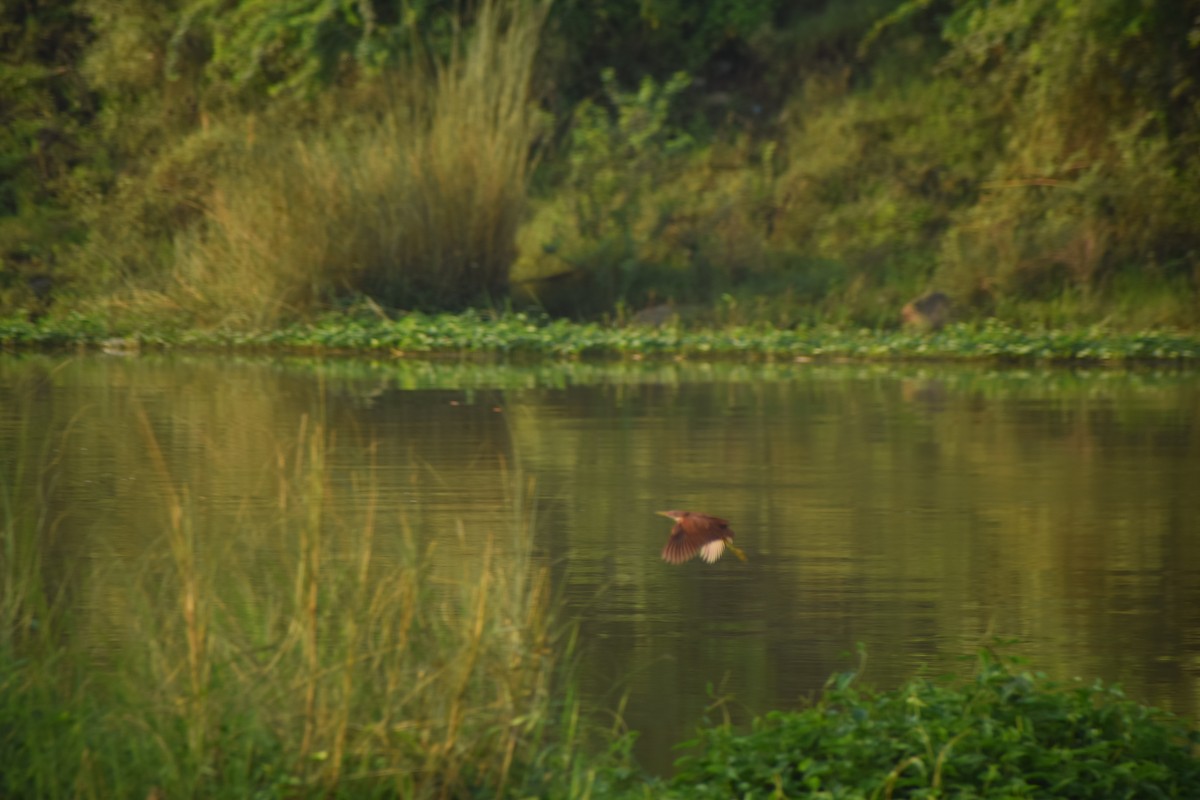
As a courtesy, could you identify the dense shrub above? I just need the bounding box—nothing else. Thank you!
[668,651,1200,798]
[929,0,1200,310]
[3,0,1199,328]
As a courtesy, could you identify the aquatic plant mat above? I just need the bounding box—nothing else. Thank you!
[3,311,1200,362]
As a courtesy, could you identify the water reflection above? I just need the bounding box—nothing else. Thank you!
[2,353,1198,774]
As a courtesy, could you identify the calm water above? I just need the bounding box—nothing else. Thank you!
[3,353,1199,773]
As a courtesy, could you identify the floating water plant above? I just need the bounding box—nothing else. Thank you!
[3,311,1200,363]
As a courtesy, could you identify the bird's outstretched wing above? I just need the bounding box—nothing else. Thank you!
[662,523,701,564]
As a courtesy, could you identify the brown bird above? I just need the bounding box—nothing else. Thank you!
[657,510,747,565]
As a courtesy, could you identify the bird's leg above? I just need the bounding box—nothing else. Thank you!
[727,542,748,562]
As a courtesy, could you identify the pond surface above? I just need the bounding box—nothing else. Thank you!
[3,353,1199,774]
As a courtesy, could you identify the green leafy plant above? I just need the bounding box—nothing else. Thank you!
[668,648,1200,798]
[4,310,1200,362]
[928,0,1200,305]
[515,68,695,313]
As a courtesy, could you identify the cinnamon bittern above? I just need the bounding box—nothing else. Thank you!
[657,510,747,564]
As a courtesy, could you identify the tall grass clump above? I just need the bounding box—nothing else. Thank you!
[0,420,82,799]
[0,413,614,799]
[1,437,53,660]
[168,0,549,326]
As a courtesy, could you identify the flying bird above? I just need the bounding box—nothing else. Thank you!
[657,510,747,564]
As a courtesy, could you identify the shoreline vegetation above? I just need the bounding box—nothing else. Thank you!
[1,420,611,799]
[2,418,1198,797]
[3,310,1200,363]
[3,1,1199,335]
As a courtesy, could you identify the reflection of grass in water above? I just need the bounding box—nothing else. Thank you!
[6,386,1198,798]
[0,415,621,798]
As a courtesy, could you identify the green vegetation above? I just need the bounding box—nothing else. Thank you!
[0,420,629,799]
[2,1,1198,331]
[3,374,1199,796]
[4,309,1200,362]
[664,650,1200,798]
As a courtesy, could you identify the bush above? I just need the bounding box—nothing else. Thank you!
[144,0,547,326]
[669,649,1200,798]
[930,0,1200,309]
[513,68,696,314]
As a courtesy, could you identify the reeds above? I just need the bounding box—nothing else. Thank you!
[170,0,549,325]
[0,414,597,798]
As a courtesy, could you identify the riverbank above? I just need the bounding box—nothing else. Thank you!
[3,311,1200,363]
[7,3,1200,336]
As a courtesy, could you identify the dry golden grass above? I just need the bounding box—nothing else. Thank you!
[168,0,549,326]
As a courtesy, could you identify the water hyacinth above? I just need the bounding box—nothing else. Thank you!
[3,312,1200,362]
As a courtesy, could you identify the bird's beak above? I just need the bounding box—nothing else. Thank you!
[654,510,673,519]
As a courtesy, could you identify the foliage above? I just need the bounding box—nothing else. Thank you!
[667,649,1200,798]
[928,0,1200,306]
[515,68,697,313]
[0,418,635,799]
[0,0,96,310]
[75,0,548,326]
[0,1,95,208]
[4,310,1200,363]
[166,0,789,107]
[549,0,783,100]
[176,0,435,101]
[764,69,997,325]
[2,0,1200,330]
